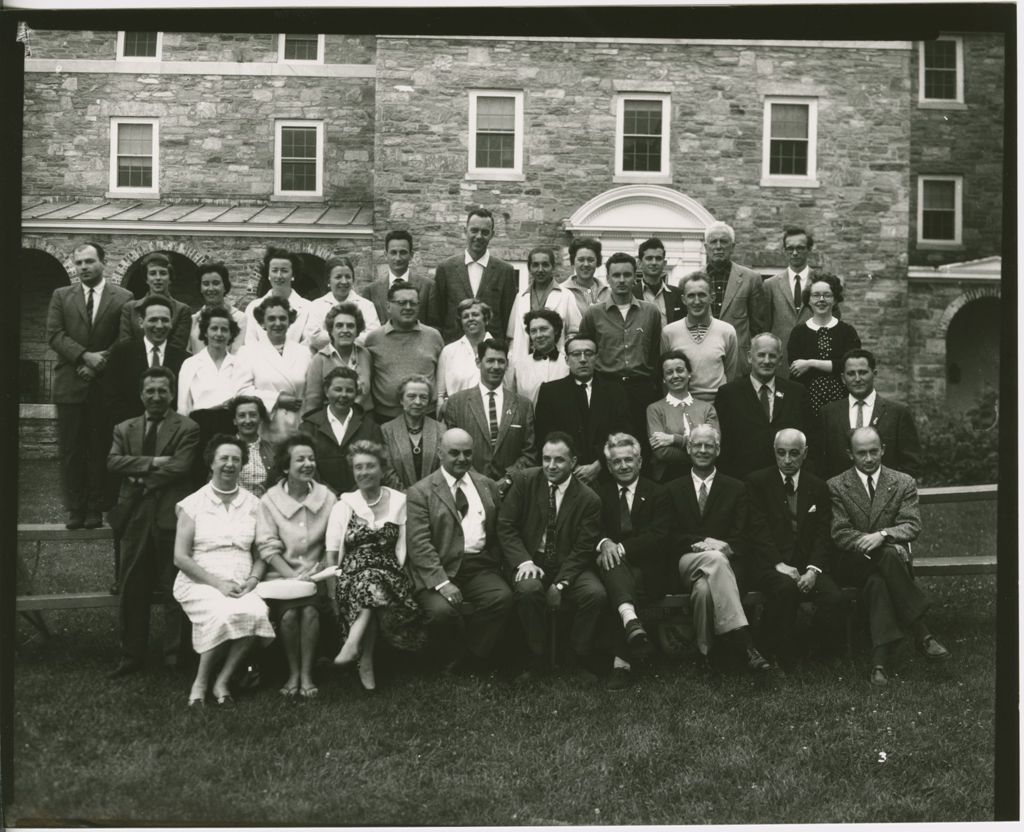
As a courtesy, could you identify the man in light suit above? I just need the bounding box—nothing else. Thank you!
[443,337,536,496]
[118,252,193,351]
[366,230,437,329]
[106,367,199,677]
[684,221,768,377]
[763,227,815,379]
[828,427,950,687]
[405,428,516,673]
[433,207,517,343]
[820,348,921,479]
[46,242,134,528]
[498,431,605,681]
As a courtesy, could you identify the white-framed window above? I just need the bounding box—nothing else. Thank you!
[109,118,159,195]
[919,37,964,105]
[917,175,963,246]
[614,94,671,180]
[116,31,161,61]
[761,97,818,187]
[467,91,524,179]
[278,33,324,63]
[274,120,324,197]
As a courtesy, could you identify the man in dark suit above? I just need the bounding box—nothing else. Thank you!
[633,237,685,326]
[714,332,815,479]
[594,433,671,689]
[443,337,536,495]
[664,424,772,672]
[433,207,517,343]
[405,428,516,673]
[745,428,848,668]
[763,227,814,379]
[103,295,188,427]
[106,367,199,677]
[366,229,437,329]
[498,431,605,680]
[820,348,921,479]
[534,334,631,486]
[118,252,192,351]
[829,427,950,687]
[46,242,134,528]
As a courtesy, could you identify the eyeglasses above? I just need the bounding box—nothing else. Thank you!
[784,245,808,253]
[809,292,833,300]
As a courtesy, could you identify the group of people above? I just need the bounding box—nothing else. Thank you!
[43,208,949,702]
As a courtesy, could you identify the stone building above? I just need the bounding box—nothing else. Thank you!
[18,28,1004,456]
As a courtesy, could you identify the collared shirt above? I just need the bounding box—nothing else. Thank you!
[177,348,249,415]
[479,382,504,421]
[537,475,572,554]
[565,274,610,318]
[578,297,662,379]
[303,290,381,348]
[326,406,353,445]
[364,320,444,420]
[142,337,167,368]
[855,467,878,500]
[255,480,337,577]
[576,378,593,406]
[788,267,811,306]
[440,467,487,555]
[806,316,839,331]
[388,270,410,287]
[465,250,491,296]
[617,477,638,513]
[81,278,106,324]
[189,306,247,355]
[243,289,311,346]
[641,280,668,326]
[779,469,801,491]
[666,391,694,408]
[848,390,878,430]
[751,375,776,420]
[691,468,717,500]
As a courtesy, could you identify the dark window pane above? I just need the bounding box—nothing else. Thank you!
[623,100,662,136]
[922,180,955,210]
[281,161,316,191]
[284,34,319,61]
[922,210,955,240]
[117,157,152,188]
[476,133,515,168]
[122,32,158,57]
[924,39,957,69]
[923,40,958,99]
[279,126,318,191]
[622,136,662,172]
[769,140,808,176]
[622,99,664,171]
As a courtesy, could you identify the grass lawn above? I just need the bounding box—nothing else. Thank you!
[11,462,1000,824]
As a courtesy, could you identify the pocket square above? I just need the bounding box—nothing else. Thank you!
[807,504,817,513]
[510,424,522,429]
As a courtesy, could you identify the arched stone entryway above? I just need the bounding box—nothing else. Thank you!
[20,247,72,402]
[941,289,1001,413]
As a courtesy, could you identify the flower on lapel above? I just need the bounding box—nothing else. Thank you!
[505,408,514,417]
[871,416,879,426]
[775,391,784,399]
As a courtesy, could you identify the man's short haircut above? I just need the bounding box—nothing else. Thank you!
[74,242,106,262]
[229,394,268,421]
[687,423,721,448]
[527,246,557,268]
[847,425,882,450]
[801,272,844,306]
[272,432,318,484]
[679,272,711,293]
[564,334,597,354]
[774,428,807,448]
[704,221,736,243]
[141,252,174,277]
[325,301,365,336]
[262,246,302,276]
[387,279,419,301]
[782,226,814,250]
[569,237,602,266]
[456,297,492,323]
[603,432,642,461]
[385,229,414,252]
[198,305,241,344]
[203,433,249,470]
[196,261,231,293]
[139,365,176,393]
[325,255,356,277]
[466,206,495,226]
[543,430,578,458]
[523,308,564,339]
[660,348,693,374]
[398,373,435,400]
[253,294,297,325]
[323,365,360,391]
[749,331,783,352]
[842,347,877,372]
[605,252,637,274]
[638,237,666,259]
[476,337,509,361]
[137,294,173,319]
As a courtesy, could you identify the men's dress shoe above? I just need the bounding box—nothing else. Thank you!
[746,647,773,672]
[870,666,889,688]
[918,636,952,662]
[606,667,632,691]
[83,511,103,530]
[65,513,86,531]
[107,660,143,679]
[625,620,654,658]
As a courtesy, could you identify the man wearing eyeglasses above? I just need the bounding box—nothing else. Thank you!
[763,227,815,378]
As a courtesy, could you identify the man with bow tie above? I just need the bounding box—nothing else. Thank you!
[745,429,847,668]
[828,427,950,687]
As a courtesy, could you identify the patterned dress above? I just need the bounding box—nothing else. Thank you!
[786,318,862,415]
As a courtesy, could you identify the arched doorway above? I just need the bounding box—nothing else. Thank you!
[945,296,1000,413]
[254,253,327,301]
[20,248,71,403]
[123,250,203,310]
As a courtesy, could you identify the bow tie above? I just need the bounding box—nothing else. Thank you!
[532,350,559,362]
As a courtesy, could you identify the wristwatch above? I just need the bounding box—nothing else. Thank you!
[554,581,568,592]
[881,530,894,543]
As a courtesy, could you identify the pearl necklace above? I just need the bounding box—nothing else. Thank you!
[211,482,240,495]
[364,490,384,508]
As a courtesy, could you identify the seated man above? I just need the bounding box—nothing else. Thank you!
[828,426,950,687]
[497,431,605,681]
[405,428,515,674]
[745,428,848,668]
[594,433,672,689]
[664,424,772,672]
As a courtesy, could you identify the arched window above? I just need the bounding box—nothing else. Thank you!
[20,248,71,403]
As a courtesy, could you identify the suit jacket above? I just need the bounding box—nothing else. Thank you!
[497,469,601,584]
[713,376,816,479]
[632,280,686,324]
[300,406,385,496]
[366,273,438,330]
[820,395,921,480]
[688,263,769,376]
[433,253,517,343]
[381,415,445,489]
[405,468,503,592]
[444,386,536,480]
[102,339,188,427]
[534,375,631,466]
[597,476,673,599]
[828,466,921,554]
[46,282,134,404]
[665,469,747,556]
[107,409,199,530]
[745,465,832,574]
[763,270,813,379]
[119,295,193,352]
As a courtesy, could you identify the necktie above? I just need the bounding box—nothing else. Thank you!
[866,474,875,502]
[577,382,589,410]
[86,288,95,327]
[784,475,797,518]
[487,391,499,445]
[793,274,802,309]
[759,384,771,420]
[619,486,633,534]
[454,484,468,519]
[543,484,558,564]
[697,480,708,517]
[150,345,161,368]
[855,399,865,429]
[142,414,162,456]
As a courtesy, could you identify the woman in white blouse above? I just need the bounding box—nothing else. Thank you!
[435,298,490,417]
[303,256,381,350]
[507,308,570,404]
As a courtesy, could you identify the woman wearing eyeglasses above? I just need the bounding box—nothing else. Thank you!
[786,273,862,415]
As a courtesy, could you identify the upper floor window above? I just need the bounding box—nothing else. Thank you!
[761,97,818,188]
[109,118,159,195]
[919,37,964,104]
[278,34,324,63]
[918,175,963,246]
[116,31,161,61]
[468,91,524,179]
[274,120,324,197]
[614,94,671,181]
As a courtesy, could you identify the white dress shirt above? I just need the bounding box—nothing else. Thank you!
[465,250,491,297]
[691,468,717,499]
[243,289,311,346]
[303,290,381,348]
[479,382,504,422]
[143,337,166,368]
[788,267,810,305]
[536,475,572,555]
[82,278,105,325]
[388,270,410,287]
[848,390,878,430]
[751,375,776,421]
[326,406,353,445]
[597,477,638,553]
[436,336,481,403]
[177,348,249,415]
[577,378,593,406]
[855,467,878,499]
[440,467,487,555]
[780,469,801,491]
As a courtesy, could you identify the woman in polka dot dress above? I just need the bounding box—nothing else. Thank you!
[786,273,862,415]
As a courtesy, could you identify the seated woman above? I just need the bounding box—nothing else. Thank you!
[646,349,720,482]
[507,308,570,404]
[326,440,425,692]
[255,434,338,699]
[230,395,275,498]
[381,375,445,489]
[172,435,275,707]
[435,298,490,417]
[303,301,374,418]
